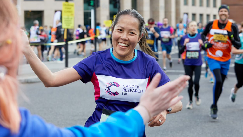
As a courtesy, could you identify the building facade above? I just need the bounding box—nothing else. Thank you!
[222,0,243,24]
[176,0,221,26]
[17,0,221,31]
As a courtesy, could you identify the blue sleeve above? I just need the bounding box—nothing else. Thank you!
[73,52,97,83]
[147,58,170,87]
[0,108,75,137]
[155,27,161,40]
[67,109,145,137]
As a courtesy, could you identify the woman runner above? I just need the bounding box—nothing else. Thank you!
[230,23,243,102]
[180,21,204,109]
[22,9,183,136]
[0,1,190,136]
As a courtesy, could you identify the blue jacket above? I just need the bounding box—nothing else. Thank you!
[0,108,144,137]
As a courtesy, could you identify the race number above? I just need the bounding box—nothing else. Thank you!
[214,33,228,43]
[162,38,169,42]
[186,51,199,59]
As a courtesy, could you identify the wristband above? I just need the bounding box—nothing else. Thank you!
[205,43,207,48]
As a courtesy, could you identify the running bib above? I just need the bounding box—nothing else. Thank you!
[186,51,199,59]
[100,108,116,122]
[177,37,181,41]
[146,39,154,45]
[214,33,228,43]
[162,38,169,42]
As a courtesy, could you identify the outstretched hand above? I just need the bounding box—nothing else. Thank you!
[20,29,31,55]
[139,73,190,119]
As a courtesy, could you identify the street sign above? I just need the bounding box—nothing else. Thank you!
[104,20,112,27]
[62,2,74,29]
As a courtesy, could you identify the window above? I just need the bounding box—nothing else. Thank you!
[199,14,203,23]
[213,15,217,19]
[207,14,210,23]
[200,0,203,6]
[207,0,210,7]
[213,0,216,7]
[109,0,119,20]
[132,0,137,10]
[192,0,195,6]
[192,13,196,21]
[24,11,43,31]
[184,0,188,5]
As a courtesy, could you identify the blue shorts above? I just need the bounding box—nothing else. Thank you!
[161,44,172,54]
[207,57,231,75]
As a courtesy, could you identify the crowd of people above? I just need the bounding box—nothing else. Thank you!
[145,4,243,120]
[23,19,111,62]
[1,0,243,136]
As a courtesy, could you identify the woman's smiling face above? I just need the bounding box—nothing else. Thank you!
[112,15,142,61]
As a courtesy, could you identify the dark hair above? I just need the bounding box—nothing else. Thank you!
[96,23,100,26]
[111,9,156,58]
[148,18,155,23]
[78,24,81,28]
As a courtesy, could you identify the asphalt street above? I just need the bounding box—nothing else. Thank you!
[18,45,243,137]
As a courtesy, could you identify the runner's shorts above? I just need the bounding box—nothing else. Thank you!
[161,44,172,54]
[207,57,231,75]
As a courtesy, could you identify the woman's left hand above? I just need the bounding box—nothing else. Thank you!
[148,110,167,127]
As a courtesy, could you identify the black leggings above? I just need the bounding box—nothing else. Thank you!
[212,69,227,106]
[177,41,182,58]
[184,65,201,101]
[235,63,243,88]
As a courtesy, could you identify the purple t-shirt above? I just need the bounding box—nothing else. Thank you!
[73,48,170,127]
[182,33,203,66]
[160,26,172,45]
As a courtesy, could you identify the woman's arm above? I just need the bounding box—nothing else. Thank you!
[232,46,243,54]
[22,31,81,87]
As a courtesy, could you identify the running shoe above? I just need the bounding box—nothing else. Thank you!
[163,67,167,72]
[210,104,218,119]
[230,88,236,102]
[205,71,208,78]
[210,78,214,83]
[186,101,193,109]
[169,60,172,68]
[195,96,201,106]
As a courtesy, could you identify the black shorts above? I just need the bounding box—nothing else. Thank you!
[102,38,106,42]
[77,40,86,45]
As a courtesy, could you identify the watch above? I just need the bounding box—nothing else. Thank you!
[166,107,172,113]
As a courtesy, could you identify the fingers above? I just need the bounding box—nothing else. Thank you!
[156,75,189,95]
[148,114,161,127]
[146,73,161,92]
[149,116,156,123]
[168,96,183,109]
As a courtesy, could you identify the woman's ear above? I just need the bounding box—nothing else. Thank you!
[138,33,144,43]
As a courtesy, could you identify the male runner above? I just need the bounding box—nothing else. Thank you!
[201,5,241,119]
[160,18,174,71]
[146,18,161,61]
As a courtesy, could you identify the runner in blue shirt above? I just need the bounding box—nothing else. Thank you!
[146,18,161,61]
